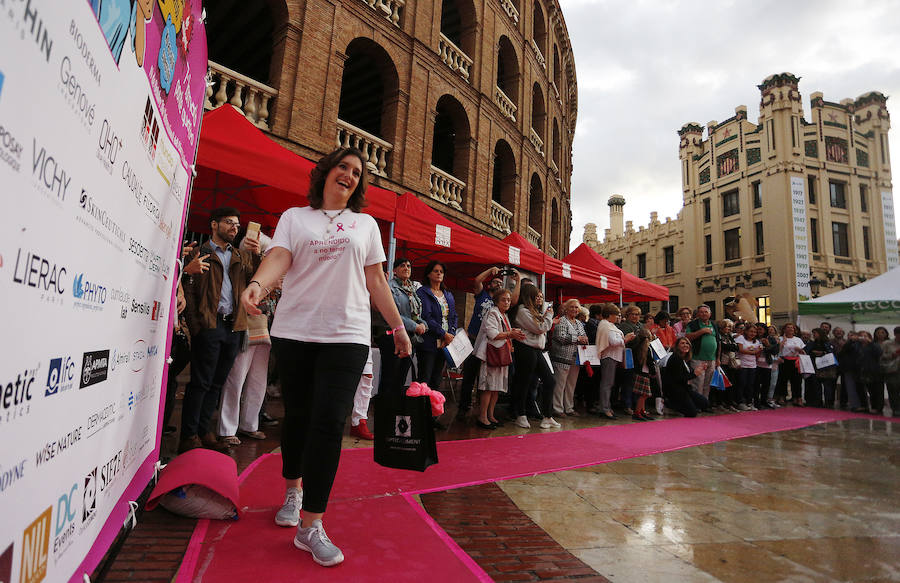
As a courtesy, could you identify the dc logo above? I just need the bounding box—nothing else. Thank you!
[394,416,411,437]
[83,467,97,522]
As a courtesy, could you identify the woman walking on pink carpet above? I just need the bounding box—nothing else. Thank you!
[241,147,411,567]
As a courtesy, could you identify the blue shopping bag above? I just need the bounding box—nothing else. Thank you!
[623,348,634,370]
[710,367,725,390]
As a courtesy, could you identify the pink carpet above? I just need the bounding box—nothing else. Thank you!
[177,408,885,582]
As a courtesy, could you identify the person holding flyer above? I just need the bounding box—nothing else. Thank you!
[509,286,558,429]
[240,147,411,567]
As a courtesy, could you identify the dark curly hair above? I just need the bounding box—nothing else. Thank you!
[308,147,369,212]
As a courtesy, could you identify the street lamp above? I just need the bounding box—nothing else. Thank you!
[809,276,822,298]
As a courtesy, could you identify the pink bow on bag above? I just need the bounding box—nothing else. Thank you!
[406,382,446,416]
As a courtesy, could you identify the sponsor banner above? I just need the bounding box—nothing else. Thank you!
[0,2,206,583]
[789,176,811,301]
[881,190,898,270]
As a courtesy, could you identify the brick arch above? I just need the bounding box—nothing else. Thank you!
[529,173,544,234]
[497,35,520,106]
[492,139,517,214]
[440,0,479,57]
[338,37,401,140]
[432,94,472,181]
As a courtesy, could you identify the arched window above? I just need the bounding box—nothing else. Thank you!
[532,1,547,60]
[205,0,285,128]
[497,36,519,106]
[529,174,543,241]
[552,119,560,168]
[492,140,517,212]
[439,0,476,80]
[550,198,560,256]
[531,83,546,153]
[337,38,400,177]
[553,44,561,89]
[429,95,471,209]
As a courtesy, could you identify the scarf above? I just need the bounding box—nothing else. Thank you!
[394,276,423,320]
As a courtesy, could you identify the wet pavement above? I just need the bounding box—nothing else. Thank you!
[110,387,899,582]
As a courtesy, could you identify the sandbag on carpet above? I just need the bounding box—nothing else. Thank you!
[147,449,241,519]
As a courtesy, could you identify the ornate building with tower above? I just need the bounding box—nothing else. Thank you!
[585,73,896,324]
[204,0,578,256]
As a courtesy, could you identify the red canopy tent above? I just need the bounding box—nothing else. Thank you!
[188,106,397,234]
[500,233,620,300]
[564,243,669,303]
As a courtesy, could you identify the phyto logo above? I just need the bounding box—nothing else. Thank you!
[19,506,51,583]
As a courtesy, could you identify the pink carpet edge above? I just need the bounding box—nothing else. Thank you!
[172,409,894,581]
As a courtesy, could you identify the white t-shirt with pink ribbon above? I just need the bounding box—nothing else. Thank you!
[270,206,385,345]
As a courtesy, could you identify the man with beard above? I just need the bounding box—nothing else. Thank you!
[180,207,261,453]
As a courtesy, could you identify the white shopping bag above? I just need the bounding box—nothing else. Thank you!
[814,353,838,369]
[443,329,473,368]
[797,354,815,376]
[577,344,600,365]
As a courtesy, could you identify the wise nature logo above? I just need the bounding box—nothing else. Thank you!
[19,507,51,583]
[79,350,109,389]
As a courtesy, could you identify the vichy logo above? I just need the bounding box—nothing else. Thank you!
[72,273,107,310]
[20,507,52,583]
[12,248,67,296]
[53,482,79,558]
[2,365,38,423]
[79,350,109,389]
[46,356,76,396]
[32,138,72,202]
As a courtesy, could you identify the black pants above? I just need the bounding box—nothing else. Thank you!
[775,359,802,401]
[273,338,368,514]
[755,367,772,405]
[737,368,757,406]
[859,375,885,411]
[459,350,481,411]
[665,389,709,417]
[181,316,241,438]
[417,350,446,393]
[376,335,412,397]
[511,342,555,417]
[164,331,191,430]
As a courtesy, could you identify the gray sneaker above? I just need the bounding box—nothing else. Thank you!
[274,487,302,527]
[293,519,344,566]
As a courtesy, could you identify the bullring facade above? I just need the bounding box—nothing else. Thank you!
[204,0,578,256]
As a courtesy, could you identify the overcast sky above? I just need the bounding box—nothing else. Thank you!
[563,0,900,251]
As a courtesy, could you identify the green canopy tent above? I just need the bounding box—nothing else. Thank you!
[798,268,900,332]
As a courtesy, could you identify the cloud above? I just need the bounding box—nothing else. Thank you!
[563,0,900,252]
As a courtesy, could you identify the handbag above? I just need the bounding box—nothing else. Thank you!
[374,358,438,472]
[485,313,513,367]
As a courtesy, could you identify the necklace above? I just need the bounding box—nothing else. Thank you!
[321,208,348,236]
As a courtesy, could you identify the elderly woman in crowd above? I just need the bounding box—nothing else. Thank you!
[375,257,427,396]
[473,288,524,429]
[595,303,633,419]
[550,298,589,417]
